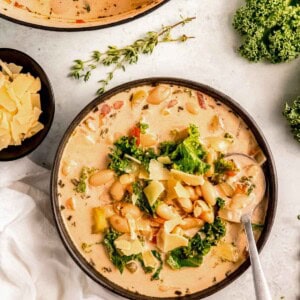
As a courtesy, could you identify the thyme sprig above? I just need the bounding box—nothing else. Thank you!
[70,16,196,95]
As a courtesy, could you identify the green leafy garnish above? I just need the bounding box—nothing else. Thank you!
[103,228,133,273]
[159,124,209,174]
[211,156,238,183]
[103,228,162,279]
[216,197,226,209]
[70,17,195,95]
[166,217,226,269]
[138,250,163,280]
[71,167,96,193]
[138,122,149,134]
[251,223,264,231]
[109,136,157,175]
[132,181,156,215]
[283,97,300,143]
[233,0,300,63]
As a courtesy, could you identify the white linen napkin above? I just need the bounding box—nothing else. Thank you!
[0,158,121,300]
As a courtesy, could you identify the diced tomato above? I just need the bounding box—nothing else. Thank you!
[65,198,75,210]
[167,99,178,108]
[150,235,157,245]
[14,2,24,8]
[197,92,207,109]
[226,170,237,177]
[130,126,141,145]
[76,19,85,24]
[113,100,124,109]
[100,104,111,116]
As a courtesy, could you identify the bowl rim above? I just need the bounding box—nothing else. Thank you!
[0,48,55,161]
[50,77,277,300]
[0,0,170,32]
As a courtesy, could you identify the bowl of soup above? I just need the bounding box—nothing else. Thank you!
[0,0,169,31]
[51,78,277,299]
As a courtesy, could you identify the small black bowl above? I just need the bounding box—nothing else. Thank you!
[51,78,277,300]
[0,48,55,161]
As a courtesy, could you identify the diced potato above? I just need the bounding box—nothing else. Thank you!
[92,207,108,234]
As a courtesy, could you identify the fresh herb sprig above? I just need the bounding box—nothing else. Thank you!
[70,17,196,95]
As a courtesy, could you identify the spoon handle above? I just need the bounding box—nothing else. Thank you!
[242,215,272,300]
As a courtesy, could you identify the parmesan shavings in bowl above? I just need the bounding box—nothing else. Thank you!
[0,60,44,150]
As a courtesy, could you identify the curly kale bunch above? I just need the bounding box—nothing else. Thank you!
[283,97,300,143]
[233,0,300,63]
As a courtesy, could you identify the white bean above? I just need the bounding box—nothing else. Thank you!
[156,203,178,220]
[110,181,125,201]
[109,215,130,233]
[89,170,114,186]
[147,86,171,105]
[177,197,193,213]
[201,180,218,205]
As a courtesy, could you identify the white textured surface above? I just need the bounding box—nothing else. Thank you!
[0,0,299,299]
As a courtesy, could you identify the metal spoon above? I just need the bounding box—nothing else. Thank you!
[222,153,272,300]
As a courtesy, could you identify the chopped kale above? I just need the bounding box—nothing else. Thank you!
[216,197,226,209]
[132,181,156,216]
[138,122,149,134]
[159,124,209,174]
[103,228,134,273]
[72,167,96,193]
[166,217,226,269]
[283,97,300,143]
[211,157,238,183]
[233,0,300,63]
[109,136,157,175]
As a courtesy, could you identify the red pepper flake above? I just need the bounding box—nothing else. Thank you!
[14,2,24,8]
[197,92,207,109]
[76,19,85,24]
[130,126,141,145]
[167,99,178,108]
[100,104,111,116]
[113,100,124,110]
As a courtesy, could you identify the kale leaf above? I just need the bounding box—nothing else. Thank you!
[233,0,300,63]
[159,124,209,174]
[166,217,226,269]
[216,197,226,209]
[132,181,155,215]
[103,228,134,273]
[103,228,163,279]
[109,136,157,175]
[211,156,238,183]
[283,97,300,143]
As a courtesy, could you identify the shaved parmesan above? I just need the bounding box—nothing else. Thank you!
[0,61,44,150]
[114,234,144,256]
[143,180,165,206]
[157,229,189,252]
[149,159,170,180]
[142,250,158,269]
[170,169,204,186]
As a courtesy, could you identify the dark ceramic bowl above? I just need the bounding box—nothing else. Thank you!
[0,48,55,161]
[0,0,169,31]
[51,78,277,299]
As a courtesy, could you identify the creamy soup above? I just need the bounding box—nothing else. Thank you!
[57,84,267,298]
[0,0,162,25]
